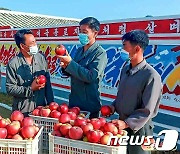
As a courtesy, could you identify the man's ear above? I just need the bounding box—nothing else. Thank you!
[20,43,24,50]
[135,45,141,53]
[94,31,98,38]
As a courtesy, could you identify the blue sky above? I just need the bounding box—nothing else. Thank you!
[0,0,180,21]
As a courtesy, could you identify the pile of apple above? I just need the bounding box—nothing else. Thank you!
[52,116,127,146]
[32,102,86,119]
[0,111,40,140]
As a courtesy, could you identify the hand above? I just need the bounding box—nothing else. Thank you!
[111,120,129,129]
[110,105,115,114]
[57,50,72,68]
[31,77,45,91]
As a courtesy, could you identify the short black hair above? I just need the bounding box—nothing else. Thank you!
[122,30,149,50]
[14,29,33,49]
[80,17,100,31]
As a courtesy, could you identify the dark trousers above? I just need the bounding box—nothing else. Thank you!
[125,120,154,154]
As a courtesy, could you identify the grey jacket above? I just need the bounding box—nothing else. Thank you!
[113,59,163,133]
[64,42,108,113]
[6,52,54,115]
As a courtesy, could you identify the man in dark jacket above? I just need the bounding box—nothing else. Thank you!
[58,17,108,118]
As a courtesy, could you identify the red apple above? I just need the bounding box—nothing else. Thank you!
[53,123,62,131]
[37,75,46,84]
[97,130,104,138]
[74,117,87,127]
[33,125,40,136]
[81,123,93,135]
[21,126,35,139]
[32,109,40,116]
[59,114,71,124]
[7,134,13,139]
[67,112,77,120]
[40,108,51,117]
[52,130,62,137]
[0,128,7,139]
[90,118,101,130]
[59,123,72,136]
[58,103,69,114]
[98,117,106,127]
[55,45,66,56]
[50,110,61,119]
[87,130,101,143]
[0,119,9,128]
[49,102,59,111]
[6,121,21,136]
[10,110,24,122]
[69,107,80,115]
[100,105,112,116]
[21,117,34,127]
[12,134,23,140]
[68,126,83,140]
[104,123,117,133]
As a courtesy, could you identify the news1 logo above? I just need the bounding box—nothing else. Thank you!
[107,130,178,151]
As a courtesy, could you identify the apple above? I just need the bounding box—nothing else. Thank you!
[0,118,9,128]
[33,125,40,136]
[50,110,61,119]
[81,123,93,135]
[53,123,62,131]
[55,45,66,56]
[69,107,80,115]
[52,130,62,137]
[6,121,21,136]
[98,117,106,127]
[59,114,71,124]
[100,134,111,145]
[7,134,13,139]
[67,112,77,120]
[32,109,40,116]
[87,130,100,143]
[97,130,104,138]
[59,123,72,136]
[10,110,24,122]
[118,129,127,136]
[90,118,101,130]
[12,134,23,140]
[21,126,35,139]
[0,128,7,139]
[22,117,34,127]
[0,116,2,120]
[40,108,51,117]
[104,123,117,134]
[68,126,83,140]
[74,117,87,127]
[58,103,69,114]
[49,102,59,111]
[37,75,46,84]
[100,105,112,117]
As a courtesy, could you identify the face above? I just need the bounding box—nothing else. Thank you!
[122,40,141,59]
[79,24,98,43]
[20,34,37,55]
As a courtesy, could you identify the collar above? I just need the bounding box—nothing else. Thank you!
[83,42,99,57]
[127,59,147,75]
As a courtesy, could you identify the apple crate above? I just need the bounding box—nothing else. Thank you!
[0,126,43,154]
[49,133,127,154]
[29,111,90,152]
